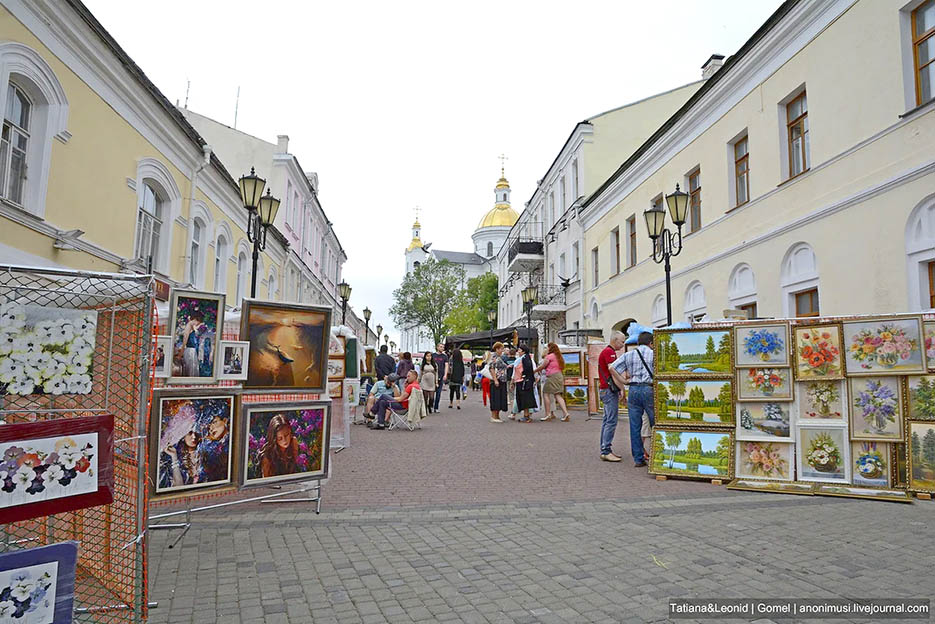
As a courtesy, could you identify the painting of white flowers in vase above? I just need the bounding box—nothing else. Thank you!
[0,303,97,396]
[850,441,890,487]
[797,426,850,483]
[796,380,846,422]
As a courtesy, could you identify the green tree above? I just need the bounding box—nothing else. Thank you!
[656,334,672,370]
[718,383,732,416]
[923,429,935,467]
[716,435,732,466]
[665,431,682,465]
[912,431,922,462]
[444,273,499,333]
[656,383,670,416]
[390,259,465,346]
[653,432,664,459]
[666,341,681,372]
[687,386,704,408]
[669,380,687,416]
[705,335,716,359]
[686,437,702,458]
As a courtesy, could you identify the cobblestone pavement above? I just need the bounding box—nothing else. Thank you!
[147,392,935,623]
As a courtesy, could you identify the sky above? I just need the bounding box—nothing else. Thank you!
[83,0,782,345]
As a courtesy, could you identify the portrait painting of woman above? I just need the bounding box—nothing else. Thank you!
[154,395,234,494]
[244,402,331,486]
[168,289,225,384]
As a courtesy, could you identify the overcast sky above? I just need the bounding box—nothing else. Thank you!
[84,0,781,344]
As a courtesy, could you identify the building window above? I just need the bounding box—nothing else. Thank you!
[559,253,566,278]
[268,273,276,300]
[572,242,579,278]
[913,0,935,105]
[795,288,820,317]
[549,191,555,225]
[190,218,203,285]
[734,137,749,207]
[738,302,758,319]
[0,83,30,205]
[571,159,578,200]
[214,235,228,291]
[134,182,163,267]
[611,227,620,275]
[786,92,809,178]
[928,260,935,308]
[487,241,493,257]
[688,169,701,233]
[285,180,293,225]
[591,247,599,285]
[560,176,566,212]
[626,216,636,268]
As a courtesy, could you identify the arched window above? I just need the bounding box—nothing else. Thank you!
[268,272,277,300]
[135,182,164,269]
[1,83,31,205]
[780,243,819,317]
[651,294,667,327]
[906,195,935,311]
[133,158,181,274]
[486,242,493,257]
[214,235,228,292]
[236,252,248,304]
[189,218,204,286]
[684,281,707,322]
[728,263,757,317]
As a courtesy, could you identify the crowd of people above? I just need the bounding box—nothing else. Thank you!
[360,333,657,470]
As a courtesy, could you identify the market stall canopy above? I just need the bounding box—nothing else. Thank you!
[444,326,538,350]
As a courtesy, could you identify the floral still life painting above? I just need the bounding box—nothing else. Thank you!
[797,380,845,421]
[792,325,843,380]
[737,402,792,441]
[907,376,935,420]
[851,441,890,487]
[736,441,793,480]
[924,322,935,371]
[649,429,733,479]
[848,377,903,441]
[798,427,849,483]
[655,380,733,426]
[0,303,98,396]
[843,317,924,375]
[734,324,789,367]
[908,421,935,493]
[244,403,330,486]
[737,368,792,401]
[0,541,77,624]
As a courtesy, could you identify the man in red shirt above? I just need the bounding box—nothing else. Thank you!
[369,370,420,430]
[598,331,629,461]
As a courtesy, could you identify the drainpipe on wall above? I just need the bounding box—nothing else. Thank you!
[186,144,212,285]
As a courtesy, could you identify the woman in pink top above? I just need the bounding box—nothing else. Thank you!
[534,342,569,422]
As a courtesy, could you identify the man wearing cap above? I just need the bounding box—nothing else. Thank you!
[365,373,398,427]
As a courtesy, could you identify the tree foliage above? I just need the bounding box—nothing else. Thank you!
[444,273,499,334]
[390,258,465,346]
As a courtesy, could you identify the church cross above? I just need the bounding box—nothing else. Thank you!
[499,154,508,176]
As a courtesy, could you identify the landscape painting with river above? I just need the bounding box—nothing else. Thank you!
[656,379,734,426]
[650,428,733,480]
[655,329,732,377]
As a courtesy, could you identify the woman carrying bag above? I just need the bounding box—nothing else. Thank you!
[513,344,538,422]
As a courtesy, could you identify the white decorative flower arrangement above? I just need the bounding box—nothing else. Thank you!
[0,303,97,396]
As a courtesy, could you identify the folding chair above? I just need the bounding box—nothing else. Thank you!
[388,396,425,431]
[387,405,412,431]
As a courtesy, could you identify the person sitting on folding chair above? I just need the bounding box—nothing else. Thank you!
[365,373,398,427]
[369,370,419,430]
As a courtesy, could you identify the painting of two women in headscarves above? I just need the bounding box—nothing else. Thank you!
[241,302,330,390]
[156,396,233,494]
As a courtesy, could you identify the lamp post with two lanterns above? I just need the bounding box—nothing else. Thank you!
[521,284,538,334]
[238,168,281,299]
[643,184,690,327]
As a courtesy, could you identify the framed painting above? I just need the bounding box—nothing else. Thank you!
[654,328,732,377]
[736,368,793,402]
[154,335,171,378]
[561,351,583,378]
[847,376,903,441]
[850,441,890,487]
[734,323,790,368]
[842,316,924,376]
[649,428,733,480]
[328,381,342,399]
[0,302,98,396]
[240,300,331,392]
[364,348,375,375]
[168,288,224,384]
[813,484,912,503]
[242,401,331,487]
[792,324,843,381]
[593,379,625,412]
[908,420,935,493]
[924,321,935,371]
[655,379,733,427]
[796,426,850,483]
[906,375,935,420]
[218,340,249,381]
[735,440,794,481]
[329,334,345,357]
[0,541,78,623]
[327,357,346,380]
[726,479,814,495]
[736,402,792,441]
[795,380,846,423]
[563,385,588,409]
[893,442,908,487]
[0,414,114,524]
[152,393,234,495]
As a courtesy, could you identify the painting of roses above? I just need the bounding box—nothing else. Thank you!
[792,325,843,380]
[843,317,924,375]
[735,441,793,481]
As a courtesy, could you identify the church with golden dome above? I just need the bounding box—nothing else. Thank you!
[400,168,519,352]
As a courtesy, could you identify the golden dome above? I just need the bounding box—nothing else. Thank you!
[477,204,519,229]
[407,236,423,252]
[495,176,510,190]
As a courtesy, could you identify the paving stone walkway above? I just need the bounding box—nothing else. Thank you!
[147,392,935,623]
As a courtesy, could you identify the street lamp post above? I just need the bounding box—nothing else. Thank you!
[376,324,383,348]
[383,334,389,346]
[338,281,352,326]
[239,168,281,299]
[363,307,371,346]
[521,284,538,336]
[643,184,689,326]
[389,340,396,354]
[487,309,496,350]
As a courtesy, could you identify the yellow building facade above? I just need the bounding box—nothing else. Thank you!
[0,1,287,303]
[580,0,935,332]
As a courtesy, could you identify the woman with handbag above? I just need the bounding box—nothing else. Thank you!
[513,344,538,422]
[535,342,570,422]
[488,342,509,422]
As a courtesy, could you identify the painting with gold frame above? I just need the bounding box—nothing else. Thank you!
[654,328,732,378]
[734,322,790,368]
[924,321,935,371]
[850,441,890,487]
[813,484,912,503]
[725,479,814,495]
[655,379,734,427]
[847,376,903,441]
[649,427,733,480]
[892,443,908,487]
[905,375,935,420]
[736,368,793,401]
[907,420,935,493]
[842,315,925,376]
[792,323,844,381]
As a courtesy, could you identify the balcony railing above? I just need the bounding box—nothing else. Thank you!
[506,221,544,265]
[535,284,566,307]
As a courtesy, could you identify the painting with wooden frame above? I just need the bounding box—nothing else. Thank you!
[842,315,925,376]
[242,401,332,487]
[240,299,332,392]
[813,484,912,503]
[168,288,225,384]
[736,368,793,401]
[733,322,791,368]
[653,327,733,378]
[907,420,935,493]
[847,376,903,442]
[655,379,734,427]
[791,322,845,381]
[560,350,584,379]
[649,427,734,480]
[923,321,935,371]
[726,479,814,495]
